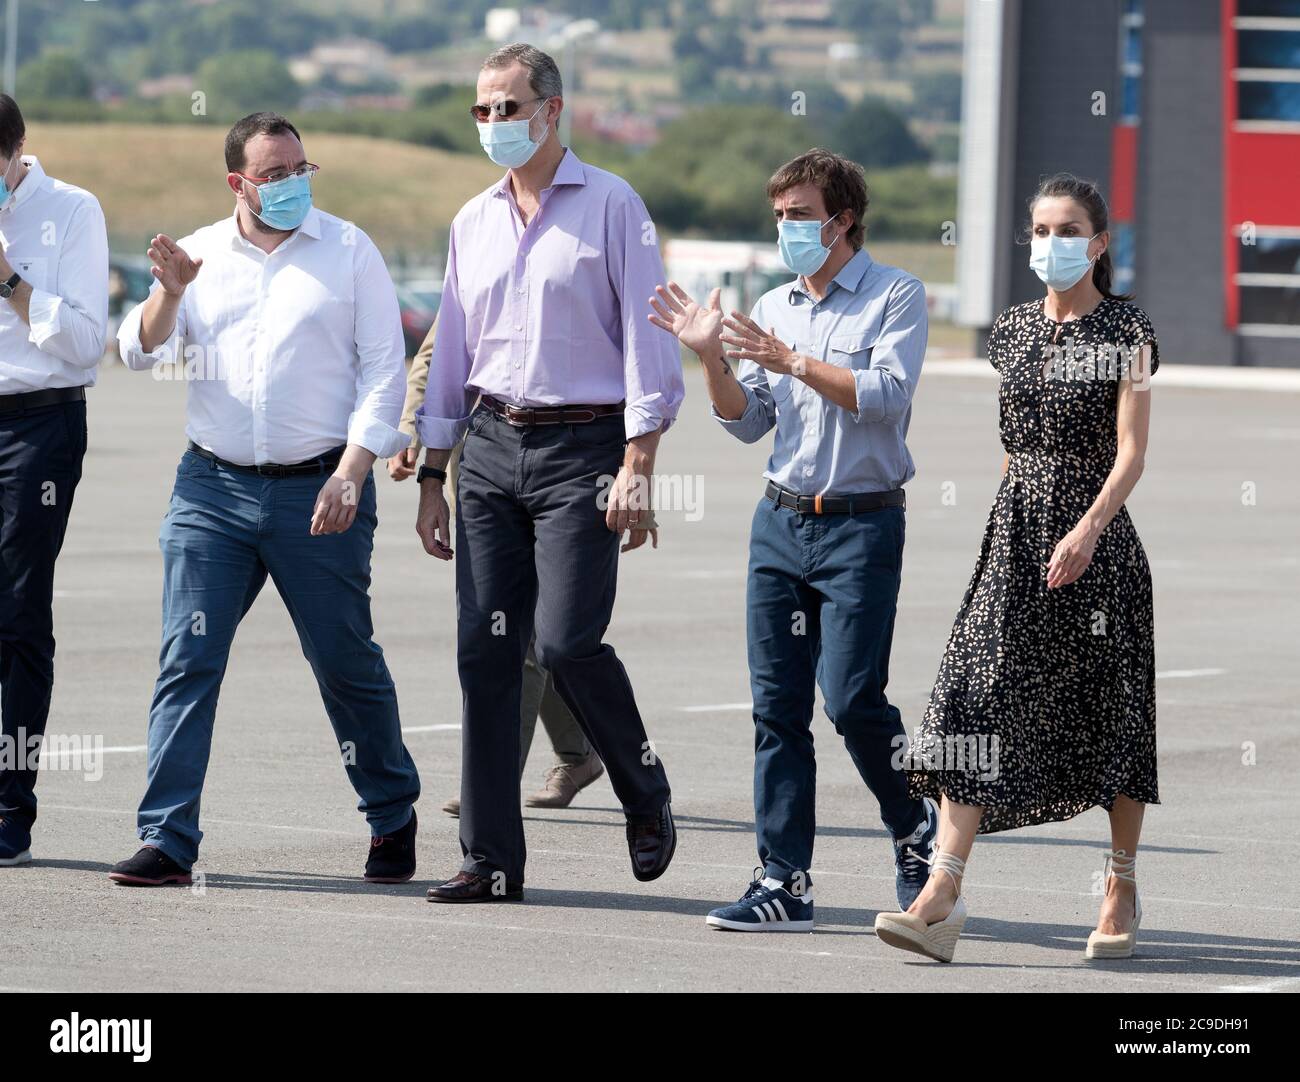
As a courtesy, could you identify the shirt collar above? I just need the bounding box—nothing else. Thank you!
[226,205,323,250]
[5,156,48,213]
[787,246,874,303]
[493,146,588,200]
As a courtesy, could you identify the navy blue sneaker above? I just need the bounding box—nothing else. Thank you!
[706,868,814,932]
[0,817,33,866]
[893,796,939,910]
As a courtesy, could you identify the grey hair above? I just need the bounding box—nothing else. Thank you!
[481,43,563,100]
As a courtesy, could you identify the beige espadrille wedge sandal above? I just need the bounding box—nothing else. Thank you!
[1085,849,1142,959]
[874,850,968,963]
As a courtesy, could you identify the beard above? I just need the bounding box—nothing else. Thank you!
[246,205,292,237]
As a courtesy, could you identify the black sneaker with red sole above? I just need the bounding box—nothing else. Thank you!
[108,845,192,886]
[364,808,417,883]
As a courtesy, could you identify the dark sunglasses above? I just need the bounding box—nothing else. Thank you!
[469,96,546,122]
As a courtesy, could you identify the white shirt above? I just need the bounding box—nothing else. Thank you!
[118,208,410,466]
[0,156,110,394]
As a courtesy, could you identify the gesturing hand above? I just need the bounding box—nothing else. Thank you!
[147,234,203,297]
[648,282,724,358]
[720,311,798,374]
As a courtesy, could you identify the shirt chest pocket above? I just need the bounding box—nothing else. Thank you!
[827,331,876,369]
[10,255,50,292]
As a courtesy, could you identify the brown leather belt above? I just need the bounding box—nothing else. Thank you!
[765,480,906,515]
[481,394,624,427]
[0,385,86,418]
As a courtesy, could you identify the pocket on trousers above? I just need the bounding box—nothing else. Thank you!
[60,401,88,456]
[176,450,210,479]
[567,418,627,450]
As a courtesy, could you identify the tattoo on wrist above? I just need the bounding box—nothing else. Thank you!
[790,354,808,377]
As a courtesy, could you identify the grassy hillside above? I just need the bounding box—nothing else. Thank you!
[26,123,502,262]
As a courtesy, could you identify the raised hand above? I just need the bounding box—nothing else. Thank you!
[147,234,203,297]
[648,282,724,358]
[721,311,798,375]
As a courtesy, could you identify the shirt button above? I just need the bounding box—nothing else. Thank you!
[803,466,814,476]
[514,324,523,331]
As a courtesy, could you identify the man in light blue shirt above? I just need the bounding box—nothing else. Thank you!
[649,148,937,933]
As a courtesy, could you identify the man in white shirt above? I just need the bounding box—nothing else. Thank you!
[110,112,420,886]
[0,93,109,868]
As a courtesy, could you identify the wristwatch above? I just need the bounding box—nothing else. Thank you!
[416,465,448,484]
[0,271,22,299]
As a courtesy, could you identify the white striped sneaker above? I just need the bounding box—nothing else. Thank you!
[706,869,815,932]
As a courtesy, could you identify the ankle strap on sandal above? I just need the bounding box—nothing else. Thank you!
[1104,849,1137,884]
[930,849,966,888]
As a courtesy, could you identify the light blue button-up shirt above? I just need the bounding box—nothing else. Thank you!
[712,247,928,496]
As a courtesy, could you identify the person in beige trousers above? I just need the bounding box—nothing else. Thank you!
[390,319,658,815]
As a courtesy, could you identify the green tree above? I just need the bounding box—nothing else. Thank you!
[833,0,934,65]
[623,106,814,239]
[831,96,928,169]
[913,70,962,123]
[195,51,301,118]
[18,53,93,100]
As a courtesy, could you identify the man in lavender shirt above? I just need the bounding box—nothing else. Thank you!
[414,44,684,903]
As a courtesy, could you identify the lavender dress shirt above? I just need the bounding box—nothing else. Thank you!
[415,149,684,449]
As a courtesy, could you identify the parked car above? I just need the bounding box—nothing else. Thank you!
[395,280,442,358]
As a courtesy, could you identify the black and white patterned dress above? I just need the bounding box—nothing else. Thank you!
[907,297,1160,833]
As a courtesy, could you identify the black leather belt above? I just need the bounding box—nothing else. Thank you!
[0,385,86,418]
[481,394,624,427]
[186,440,345,478]
[765,480,906,515]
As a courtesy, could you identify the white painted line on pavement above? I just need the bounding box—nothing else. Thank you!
[1219,976,1300,993]
[41,744,147,759]
[680,702,751,713]
[1156,668,1227,679]
[37,723,459,760]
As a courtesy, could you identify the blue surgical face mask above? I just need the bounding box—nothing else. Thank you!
[778,213,840,277]
[477,99,550,169]
[248,172,313,231]
[1029,232,1098,291]
[0,155,19,207]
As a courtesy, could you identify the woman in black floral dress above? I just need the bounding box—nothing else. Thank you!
[874,175,1159,963]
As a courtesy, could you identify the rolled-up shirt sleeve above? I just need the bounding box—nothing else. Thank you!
[347,234,411,459]
[415,221,475,450]
[29,197,110,369]
[606,191,685,439]
[711,357,777,444]
[853,275,927,426]
[117,279,187,371]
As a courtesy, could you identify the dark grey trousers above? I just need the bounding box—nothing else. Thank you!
[454,403,670,882]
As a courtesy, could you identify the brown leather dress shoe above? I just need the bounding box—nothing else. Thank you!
[626,802,676,882]
[426,870,523,903]
[441,796,460,818]
[525,753,605,808]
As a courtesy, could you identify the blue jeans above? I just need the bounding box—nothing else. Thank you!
[137,450,420,868]
[747,495,923,882]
